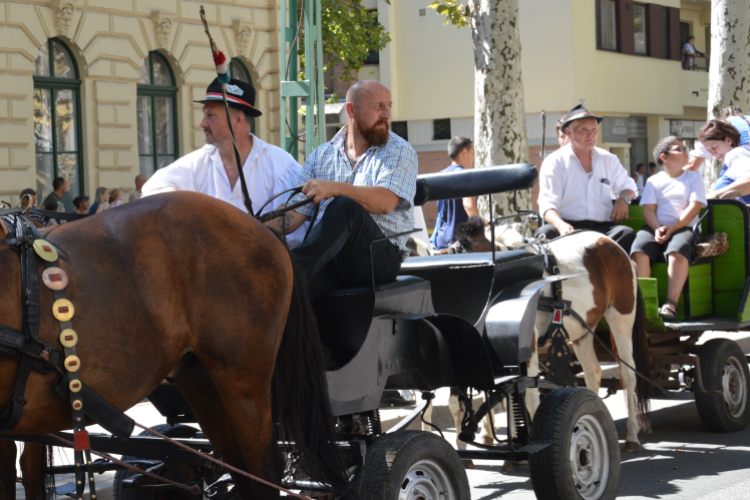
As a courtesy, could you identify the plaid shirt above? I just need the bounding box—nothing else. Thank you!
[290,125,418,257]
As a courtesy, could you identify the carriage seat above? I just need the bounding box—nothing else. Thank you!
[313,276,435,367]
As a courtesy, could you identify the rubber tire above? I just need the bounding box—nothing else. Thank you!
[529,388,620,500]
[695,338,750,432]
[354,430,470,500]
[112,424,199,500]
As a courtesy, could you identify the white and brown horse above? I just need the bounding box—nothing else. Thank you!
[420,217,651,453]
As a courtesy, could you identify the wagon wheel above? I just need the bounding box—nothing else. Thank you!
[695,338,750,432]
[113,424,203,500]
[354,430,470,500]
[529,388,620,500]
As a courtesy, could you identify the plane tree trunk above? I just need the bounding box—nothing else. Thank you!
[705,0,750,186]
[468,0,531,219]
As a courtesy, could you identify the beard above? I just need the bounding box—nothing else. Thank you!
[356,119,390,146]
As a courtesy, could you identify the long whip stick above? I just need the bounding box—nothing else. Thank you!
[199,6,254,217]
[540,110,547,163]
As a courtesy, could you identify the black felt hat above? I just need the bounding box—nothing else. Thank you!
[194,78,262,117]
[561,103,602,133]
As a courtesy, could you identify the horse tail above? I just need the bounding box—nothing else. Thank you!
[271,249,350,495]
[633,284,652,432]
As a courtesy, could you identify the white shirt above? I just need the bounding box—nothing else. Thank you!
[538,144,638,222]
[641,170,707,227]
[635,172,645,196]
[142,135,309,247]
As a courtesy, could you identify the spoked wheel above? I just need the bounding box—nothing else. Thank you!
[695,338,750,432]
[529,388,620,500]
[354,430,470,500]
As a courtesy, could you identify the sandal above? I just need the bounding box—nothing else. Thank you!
[659,299,679,321]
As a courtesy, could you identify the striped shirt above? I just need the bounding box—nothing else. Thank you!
[290,125,418,256]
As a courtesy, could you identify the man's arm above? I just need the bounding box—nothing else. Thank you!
[265,209,309,235]
[544,209,574,235]
[463,196,480,218]
[302,179,399,214]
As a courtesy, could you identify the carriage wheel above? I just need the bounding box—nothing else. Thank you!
[695,338,750,432]
[112,424,201,500]
[354,430,470,500]
[529,388,620,500]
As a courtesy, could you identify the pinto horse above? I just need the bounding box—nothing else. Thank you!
[0,192,349,498]
[432,217,651,453]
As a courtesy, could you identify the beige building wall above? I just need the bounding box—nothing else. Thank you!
[0,0,282,205]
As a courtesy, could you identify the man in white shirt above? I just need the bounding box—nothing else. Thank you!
[142,78,308,247]
[536,104,638,252]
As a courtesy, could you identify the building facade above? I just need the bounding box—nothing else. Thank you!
[1,0,281,209]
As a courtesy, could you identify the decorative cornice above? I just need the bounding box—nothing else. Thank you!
[152,11,176,50]
[233,20,254,57]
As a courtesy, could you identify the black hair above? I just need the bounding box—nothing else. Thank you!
[20,188,36,197]
[653,136,683,166]
[448,136,473,160]
[73,196,89,208]
[44,201,59,211]
[52,177,66,190]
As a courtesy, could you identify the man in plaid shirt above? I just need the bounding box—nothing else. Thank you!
[268,80,417,298]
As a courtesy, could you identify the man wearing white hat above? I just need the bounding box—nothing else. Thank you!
[536,103,638,252]
[142,77,308,247]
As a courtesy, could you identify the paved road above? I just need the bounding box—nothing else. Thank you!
[462,389,750,499]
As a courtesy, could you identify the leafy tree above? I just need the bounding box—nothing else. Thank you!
[297,0,391,86]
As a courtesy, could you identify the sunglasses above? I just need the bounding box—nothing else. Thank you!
[667,146,689,154]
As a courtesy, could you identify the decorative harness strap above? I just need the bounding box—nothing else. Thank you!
[533,239,578,388]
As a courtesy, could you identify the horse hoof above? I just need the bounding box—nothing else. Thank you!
[624,441,642,453]
[463,459,475,469]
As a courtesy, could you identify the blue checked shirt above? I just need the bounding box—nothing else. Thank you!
[290,125,418,257]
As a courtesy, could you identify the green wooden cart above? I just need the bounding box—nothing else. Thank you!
[608,199,750,431]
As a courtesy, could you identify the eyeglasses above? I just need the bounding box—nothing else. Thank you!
[667,146,689,154]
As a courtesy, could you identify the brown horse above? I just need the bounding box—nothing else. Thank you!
[0,192,348,498]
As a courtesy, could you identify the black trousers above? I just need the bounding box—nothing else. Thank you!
[292,196,402,299]
[534,219,636,253]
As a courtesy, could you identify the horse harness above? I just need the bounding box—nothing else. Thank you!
[0,208,128,500]
[531,239,579,388]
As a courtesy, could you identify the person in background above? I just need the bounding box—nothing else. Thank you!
[19,188,37,208]
[682,35,705,70]
[129,174,147,202]
[430,136,479,250]
[43,201,62,227]
[649,162,658,177]
[700,120,750,202]
[631,136,707,320]
[42,177,68,212]
[556,116,569,148]
[634,163,646,197]
[109,188,123,208]
[73,196,90,215]
[535,103,637,252]
[89,187,110,215]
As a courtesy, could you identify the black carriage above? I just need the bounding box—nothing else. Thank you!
[7,164,620,500]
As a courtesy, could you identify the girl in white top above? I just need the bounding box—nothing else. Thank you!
[699,120,750,203]
[631,137,707,320]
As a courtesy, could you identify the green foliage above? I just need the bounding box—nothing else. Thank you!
[428,0,471,28]
[298,0,391,86]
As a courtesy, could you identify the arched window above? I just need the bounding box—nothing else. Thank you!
[137,52,178,177]
[34,39,82,212]
[229,58,256,135]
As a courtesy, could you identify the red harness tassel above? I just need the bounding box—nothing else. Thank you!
[73,429,91,451]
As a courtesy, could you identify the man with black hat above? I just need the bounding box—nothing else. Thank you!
[142,77,308,246]
[536,104,637,251]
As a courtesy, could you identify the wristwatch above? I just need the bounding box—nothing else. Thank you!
[618,195,632,205]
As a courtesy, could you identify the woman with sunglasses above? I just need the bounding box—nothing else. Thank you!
[699,120,750,202]
[631,136,707,320]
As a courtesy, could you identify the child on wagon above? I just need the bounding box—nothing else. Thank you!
[630,136,707,320]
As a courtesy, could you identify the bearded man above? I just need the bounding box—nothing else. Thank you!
[267,79,417,298]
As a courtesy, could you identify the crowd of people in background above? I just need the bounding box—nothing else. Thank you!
[14,174,147,224]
